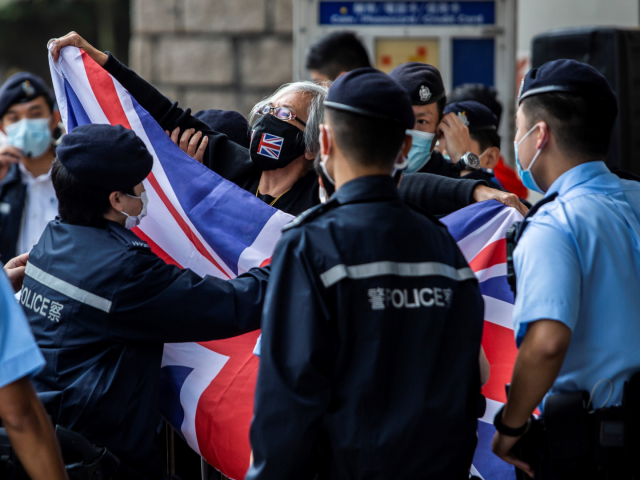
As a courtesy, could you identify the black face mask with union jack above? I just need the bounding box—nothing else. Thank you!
[250,115,306,171]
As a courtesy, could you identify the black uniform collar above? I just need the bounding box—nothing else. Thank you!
[334,175,398,205]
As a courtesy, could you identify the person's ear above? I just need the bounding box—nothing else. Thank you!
[50,110,61,131]
[400,133,413,158]
[536,121,549,150]
[320,124,332,157]
[0,122,4,134]
[482,147,500,170]
[108,191,123,212]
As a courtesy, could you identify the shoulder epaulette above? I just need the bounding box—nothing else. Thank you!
[282,199,340,232]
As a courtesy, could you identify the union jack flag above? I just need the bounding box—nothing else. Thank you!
[49,45,523,480]
[257,133,283,159]
[442,200,522,480]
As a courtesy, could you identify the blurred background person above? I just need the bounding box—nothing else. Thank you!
[0,73,60,264]
[305,31,371,84]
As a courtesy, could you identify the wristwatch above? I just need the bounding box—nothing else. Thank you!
[455,152,481,172]
[493,405,531,437]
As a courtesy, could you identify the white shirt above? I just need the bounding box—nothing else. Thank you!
[16,162,58,255]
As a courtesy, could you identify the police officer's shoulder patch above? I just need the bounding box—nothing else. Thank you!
[282,199,340,232]
[107,223,152,252]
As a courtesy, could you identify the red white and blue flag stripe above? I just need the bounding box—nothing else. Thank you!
[442,200,523,480]
[49,46,522,480]
[49,46,292,479]
[257,133,284,159]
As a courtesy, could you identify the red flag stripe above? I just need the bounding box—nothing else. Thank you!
[81,51,132,129]
[146,173,231,279]
[481,320,518,404]
[470,238,506,272]
[133,227,183,268]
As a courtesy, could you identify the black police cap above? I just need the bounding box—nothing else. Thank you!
[325,67,415,129]
[444,100,498,133]
[194,109,250,149]
[57,124,153,192]
[0,72,54,118]
[518,59,618,116]
[388,62,445,106]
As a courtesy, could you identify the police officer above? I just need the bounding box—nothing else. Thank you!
[0,255,67,480]
[443,100,505,190]
[0,73,61,263]
[246,68,485,480]
[388,62,474,177]
[491,60,640,478]
[21,124,270,479]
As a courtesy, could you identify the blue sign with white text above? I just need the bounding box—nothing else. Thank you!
[319,1,495,26]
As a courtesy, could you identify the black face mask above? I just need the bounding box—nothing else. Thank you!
[250,115,306,171]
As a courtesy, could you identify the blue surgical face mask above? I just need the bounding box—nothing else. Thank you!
[5,118,52,158]
[514,123,546,194]
[405,129,435,173]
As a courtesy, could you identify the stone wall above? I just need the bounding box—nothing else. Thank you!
[129,0,294,119]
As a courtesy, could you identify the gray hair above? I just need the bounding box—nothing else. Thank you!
[249,81,329,155]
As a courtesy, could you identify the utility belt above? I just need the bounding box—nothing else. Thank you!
[511,372,640,480]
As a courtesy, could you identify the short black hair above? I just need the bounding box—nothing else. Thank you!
[305,32,371,81]
[521,93,614,159]
[471,130,501,152]
[448,84,502,126]
[326,109,406,168]
[51,158,134,225]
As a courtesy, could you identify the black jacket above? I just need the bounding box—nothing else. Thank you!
[247,175,484,480]
[399,172,486,216]
[22,219,270,478]
[0,164,27,264]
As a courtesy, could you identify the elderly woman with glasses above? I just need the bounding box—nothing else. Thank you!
[51,32,328,216]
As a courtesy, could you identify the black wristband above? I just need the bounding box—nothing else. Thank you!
[493,405,531,437]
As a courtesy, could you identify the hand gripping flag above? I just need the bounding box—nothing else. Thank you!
[49,46,524,480]
[442,200,523,480]
[49,47,293,479]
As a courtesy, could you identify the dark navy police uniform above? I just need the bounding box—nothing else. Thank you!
[22,219,268,478]
[20,220,268,478]
[248,175,484,480]
[19,124,270,479]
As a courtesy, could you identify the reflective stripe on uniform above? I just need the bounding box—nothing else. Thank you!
[25,263,113,313]
[320,261,476,288]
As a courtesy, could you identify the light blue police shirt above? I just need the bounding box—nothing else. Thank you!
[513,161,640,408]
[0,271,45,389]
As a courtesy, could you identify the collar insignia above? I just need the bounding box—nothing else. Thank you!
[419,85,432,102]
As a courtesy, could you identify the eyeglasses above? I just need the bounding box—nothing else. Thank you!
[257,105,307,127]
